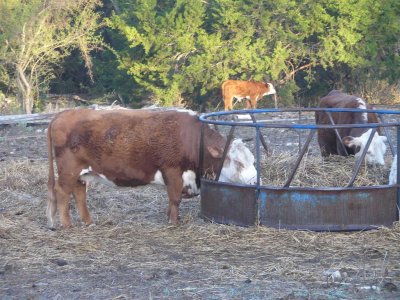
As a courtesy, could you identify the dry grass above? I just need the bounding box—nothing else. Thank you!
[1,158,400,299]
[261,151,390,187]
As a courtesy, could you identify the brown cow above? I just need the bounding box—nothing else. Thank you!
[222,80,277,110]
[315,90,387,165]
[47,108,257,228]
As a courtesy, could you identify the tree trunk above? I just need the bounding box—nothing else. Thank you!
[16,65,33,114]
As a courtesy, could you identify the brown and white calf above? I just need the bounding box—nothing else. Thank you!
[315,90,387,165]
[47,108,257,228]
[222,80,276,110]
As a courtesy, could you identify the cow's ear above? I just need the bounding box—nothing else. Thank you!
[343,136,361,148]
[207,145,223,158]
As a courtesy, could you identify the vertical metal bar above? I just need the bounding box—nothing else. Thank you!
[256,125,261,188]
[326,111,349,156]
[298,110,302,153]
[255,124,261,226]
[250,113,269,155]
[212,117,219,132]
[284,129,316,188]
[377,114,395,155]
[347,127,377,187]
[397,127,400,220]
[215,126,236,181]
[197,123,205,187]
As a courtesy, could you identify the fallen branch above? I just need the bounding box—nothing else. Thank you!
[0,113,55,125]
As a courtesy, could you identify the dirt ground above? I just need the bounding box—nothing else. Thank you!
[1,117,400,300]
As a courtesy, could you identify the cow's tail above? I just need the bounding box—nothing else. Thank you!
[46,119,57,228]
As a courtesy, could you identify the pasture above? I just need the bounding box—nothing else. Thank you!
[1,119,400,299]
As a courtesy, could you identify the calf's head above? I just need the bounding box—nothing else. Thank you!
[265,83,276,96]
[343,129,387,165]
[208,139,257,185]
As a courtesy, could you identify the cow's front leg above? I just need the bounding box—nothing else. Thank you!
[248,96,258,109]
[245,99,251,109]
[163,168,183,223]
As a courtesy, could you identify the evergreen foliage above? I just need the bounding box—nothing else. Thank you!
[106,0,400,108]
[0,0,399,111]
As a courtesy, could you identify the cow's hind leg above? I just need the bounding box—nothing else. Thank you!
[163,168,183,223]
[54,181,73,228]
[54,151,87,228]
[73,183,93,226]
[224,96,234,110]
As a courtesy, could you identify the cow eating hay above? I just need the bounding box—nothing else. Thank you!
[315,90,387,166]
[46,108,257,228]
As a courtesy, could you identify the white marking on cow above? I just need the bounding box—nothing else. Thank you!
[389,155,397,184]
[79,167,116,189]
[151,170,165,185]
[266,83,276,95]
[345,129,387,165]
[80,166,93,176]
[182,170,199,195]
[151,170,199,195]
[219,139,257,185]
[356,98,368,122]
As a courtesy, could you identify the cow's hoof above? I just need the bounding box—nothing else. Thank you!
[168,217,180,225]
[61,223,73,229]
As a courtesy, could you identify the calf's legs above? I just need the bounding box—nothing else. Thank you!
[247,96,258,109]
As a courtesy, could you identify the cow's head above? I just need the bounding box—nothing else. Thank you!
[265,83,276,96]
[208,139,257,185]
[343,129,387,165]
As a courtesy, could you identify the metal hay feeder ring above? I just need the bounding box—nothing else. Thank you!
[199,108,400,231]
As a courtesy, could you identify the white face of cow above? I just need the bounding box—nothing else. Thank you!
[265,83,276,96]
[343,129,387,165]
[217,139,257,185]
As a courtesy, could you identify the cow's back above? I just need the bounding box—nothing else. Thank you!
[222,80,265,95]
[317,91,378,127]
[318,90,359,109]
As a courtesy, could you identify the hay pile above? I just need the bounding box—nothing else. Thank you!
[261,152,390,187]
[1,158,400,298]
